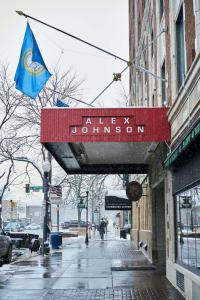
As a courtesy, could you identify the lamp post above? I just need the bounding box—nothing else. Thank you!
[0,204,2,229]
[42,160,51,255]
[85,190,89,245]
[98,203,101,226]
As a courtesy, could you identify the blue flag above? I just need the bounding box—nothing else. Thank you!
[56,99,69,107]
[14,23,51,99]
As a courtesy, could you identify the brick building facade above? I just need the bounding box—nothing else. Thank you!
[129,1,200,299]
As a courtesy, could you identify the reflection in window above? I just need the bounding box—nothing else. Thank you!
[176,185,200,272]
[161,60,166,106]
[159,0,164,21]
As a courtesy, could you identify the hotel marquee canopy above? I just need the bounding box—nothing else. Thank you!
[40,107,170,174]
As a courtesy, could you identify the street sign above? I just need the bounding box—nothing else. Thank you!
[49,185,62,204]
[30,186,43,191]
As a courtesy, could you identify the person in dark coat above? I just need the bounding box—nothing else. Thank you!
[99,218,106,240]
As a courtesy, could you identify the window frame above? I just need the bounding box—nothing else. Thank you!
[175,4,186,90]
[174,185,200,276]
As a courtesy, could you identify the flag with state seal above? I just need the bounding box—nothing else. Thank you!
[14,22,51,99]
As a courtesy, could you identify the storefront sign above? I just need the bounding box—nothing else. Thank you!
[164,120,200,168]
[126,181,143,202]
[41,107,170,143]
[70,116,145,136]
[105,196,132,210]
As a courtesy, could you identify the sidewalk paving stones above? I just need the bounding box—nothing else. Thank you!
[0,234,186,299]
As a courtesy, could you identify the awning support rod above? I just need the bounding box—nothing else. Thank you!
[15,11,129,64]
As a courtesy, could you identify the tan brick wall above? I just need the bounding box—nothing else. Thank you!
[131,179,152,258]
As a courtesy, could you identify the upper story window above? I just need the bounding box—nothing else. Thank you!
[194,0,200,51]
[152,94,155,107]
[161,60,166,105]
[138,20,141,42]
[151,30,154,58]
[176,5,186,90]
[159,0,164,21]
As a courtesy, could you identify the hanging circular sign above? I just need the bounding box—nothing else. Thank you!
[126,181,143,202]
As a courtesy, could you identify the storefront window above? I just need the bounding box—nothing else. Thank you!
[176,185,200,272]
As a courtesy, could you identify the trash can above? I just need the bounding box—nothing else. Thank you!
[50,232,62,249]
[120,228,127,239]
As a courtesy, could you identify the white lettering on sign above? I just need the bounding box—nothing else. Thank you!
[82,127,88,133]
[116,127,121,133]
[86,118,91,124]
[126,127,132,133]
[138,126,144,133]
[93,127,99,133]
[99,117,103,124]
[69,116,145,136]
[71,127,77,134]
[70,126,145,135]
[124,117,130,124]
[111,117,116,124]
[104,127,111,133]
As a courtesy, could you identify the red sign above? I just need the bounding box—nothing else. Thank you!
[40,108,170,143]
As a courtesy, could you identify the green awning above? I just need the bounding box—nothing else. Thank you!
[164,120,200,168]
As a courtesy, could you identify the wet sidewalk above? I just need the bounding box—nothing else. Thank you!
[0,233,185,300]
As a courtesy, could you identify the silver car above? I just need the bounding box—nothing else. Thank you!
[0,228,12,265]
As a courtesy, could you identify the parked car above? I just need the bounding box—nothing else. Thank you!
[0,228,12,265]
[60,221,70,229]
[4,222,23,232]
[81,221,92,228]
[25,223,41,230]
[68,220,79,227]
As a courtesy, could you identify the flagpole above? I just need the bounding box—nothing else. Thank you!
[90,65,129,105]
[15,11,129,65]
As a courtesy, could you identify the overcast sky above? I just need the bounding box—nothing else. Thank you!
[0,0,129,107]
[0,1,129,194]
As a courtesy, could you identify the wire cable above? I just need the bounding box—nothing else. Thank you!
[16,11,129,64]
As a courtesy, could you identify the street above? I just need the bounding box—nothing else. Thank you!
[0,229,185,300]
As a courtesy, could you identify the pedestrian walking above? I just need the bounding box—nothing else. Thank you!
[99,218,106,240]
[105,218,109,233]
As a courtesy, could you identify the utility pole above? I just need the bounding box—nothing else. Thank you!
[91,196,94,224]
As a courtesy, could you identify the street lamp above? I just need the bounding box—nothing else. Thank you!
[42,159,51,255]
[85,190,89,245]
[98,203,101,226]
[0,204,2,229]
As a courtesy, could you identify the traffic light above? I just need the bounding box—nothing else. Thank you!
[25,184,30,193]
